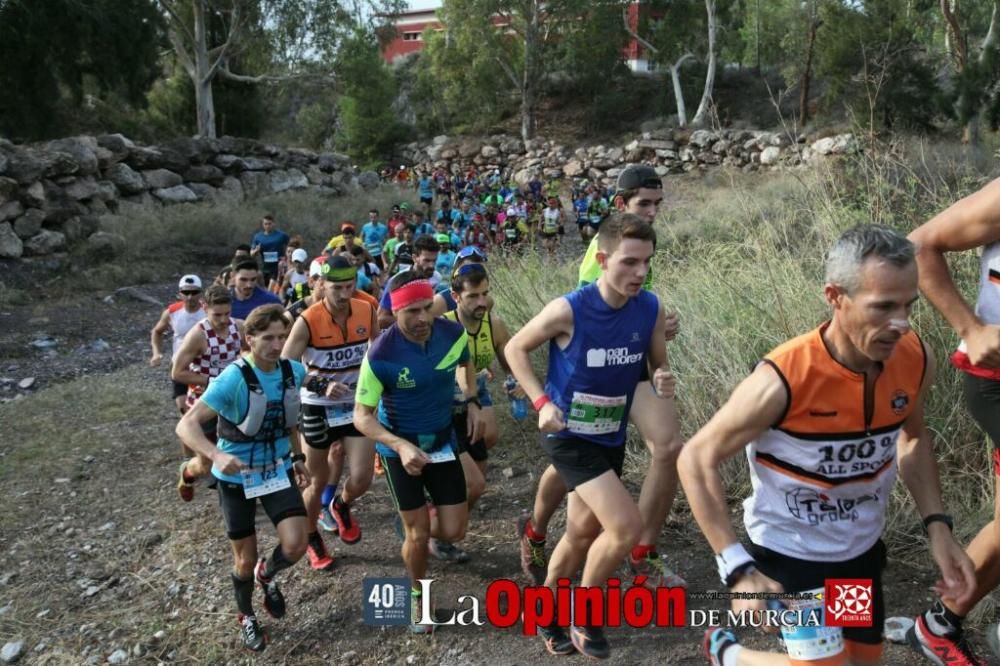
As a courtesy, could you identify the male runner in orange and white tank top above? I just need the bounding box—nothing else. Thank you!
[282,256,379,570]
[900,178,1000,665]
[150,275,206,414]
[171,285,243,502]
[679,225,974,666]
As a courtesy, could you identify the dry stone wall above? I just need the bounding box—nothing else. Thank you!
[0,135,362,260]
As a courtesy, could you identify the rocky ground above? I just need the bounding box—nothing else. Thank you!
[0,257,989,665]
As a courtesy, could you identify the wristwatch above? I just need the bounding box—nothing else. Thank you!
[290,453,306,464]
[465,397,481,409]
[922,513,953,533]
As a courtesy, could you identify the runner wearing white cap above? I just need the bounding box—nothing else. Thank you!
[280,248,311,305]
[150,274,206,414]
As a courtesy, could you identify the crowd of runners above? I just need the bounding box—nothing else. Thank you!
[147,163,1000,665]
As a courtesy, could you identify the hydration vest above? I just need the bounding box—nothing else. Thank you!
[217,358,300,443]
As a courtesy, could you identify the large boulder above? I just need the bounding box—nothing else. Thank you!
[0,201,23,224]
[760,146,782,166]
[688,130,718,149]
[105,163,146,195]
[4,150,51,184]
[153,185,198,204]
[563,159,585,178]
[12,208,44,239]
[810,133,858,156]
[480,145,500,159]
[41,180,84,223]
[64,176,100,201]
[270,168,309,193]
[23,229,66,256]
[84,231,126,260]
[184,164,225,185]
[317,152,349,173]
[0,222,23,258]
[94,180,119,202]
[126,146,188,172]
[241,157,276,171]
[186,182,218,201]
[0,151,7,176]
[142,169,183,189]
[22,181,45,208]
[219,176,245,202]
[0,177,17,205]
[357,171,380,191]
[46,138,99,175]
[239,171,270,198]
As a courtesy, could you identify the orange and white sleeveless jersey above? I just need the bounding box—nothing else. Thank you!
[299,298,375,407]
[743,323,926,562]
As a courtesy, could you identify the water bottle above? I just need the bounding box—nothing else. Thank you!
[505,376,528,421]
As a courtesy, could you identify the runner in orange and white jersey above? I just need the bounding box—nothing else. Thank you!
[679,225,974,666]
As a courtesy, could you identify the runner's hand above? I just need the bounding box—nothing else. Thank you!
[467,403,486,443]
[292,461,311,489]
[214,452,247,476]
[325,381,351,400]
[149,353,162,368]
[538,402,566,433]
[730,569,785,635]
[664,311,680,341]
[400,443,431,475]
[964,323,1000,369]
[929,526,976,607]
[651,367,676,399]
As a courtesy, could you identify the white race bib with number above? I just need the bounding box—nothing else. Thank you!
[263,251,279,263]
[241,462,290,499]
[326,403,354,427]
[566,392,627,435]
[427,448,456,464]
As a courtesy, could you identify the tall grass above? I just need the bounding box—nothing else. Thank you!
[488,140,996,570]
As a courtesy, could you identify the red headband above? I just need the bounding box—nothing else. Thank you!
[390,280,434,311]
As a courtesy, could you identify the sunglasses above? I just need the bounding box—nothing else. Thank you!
[452,263,488,280]
[181,290,201,296]
[457,246,487,261]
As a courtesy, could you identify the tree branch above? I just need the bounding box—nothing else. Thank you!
[622,4,658,54]
[167,27,197,79]
[217,64,336,85]
[158,0,196,48]
[940,0,967,67]
[204,3,243,84]
[494,56,521,90]
[982,3,998,60]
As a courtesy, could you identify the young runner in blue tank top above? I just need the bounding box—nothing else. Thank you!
[506,213,677,660]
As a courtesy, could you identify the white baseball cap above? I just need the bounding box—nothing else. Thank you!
[309,260,324,278]
[291,248,308,263]
[178,274,202,290]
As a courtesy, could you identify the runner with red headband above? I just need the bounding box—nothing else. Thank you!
[354,271,486,634]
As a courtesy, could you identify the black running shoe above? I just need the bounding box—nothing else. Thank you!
[538,623,575,656]
[238,613,267,652]
[570,624,610,660]
[254,558,286,619]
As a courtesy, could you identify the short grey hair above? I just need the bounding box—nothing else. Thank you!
[824,224,914,294]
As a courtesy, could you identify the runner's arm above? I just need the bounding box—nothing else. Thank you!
[170,326,208,386]
[352,359,428,467]
[430,293,448,317]
[490,314,516,375]
[676,363,787,553]
[909,177,1000,343]
[176,399,240,470]
[280,316,310,361]
[377,305,395,330]
[504,297,573,405]
[149,308,171,366]
[897,344,975,605]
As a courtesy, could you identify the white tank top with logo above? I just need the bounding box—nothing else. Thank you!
[954,242,1000,379]
[168,303,205,360]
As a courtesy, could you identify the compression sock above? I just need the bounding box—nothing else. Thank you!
[631,543,656,561]
[231,573,255,616]
[321,484,337,508]
[524,518,545,542]
[924,599,964,637]
[262,544,294,579]
[308,531,324,550]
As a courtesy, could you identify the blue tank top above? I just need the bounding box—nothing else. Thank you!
[545,283,658,447]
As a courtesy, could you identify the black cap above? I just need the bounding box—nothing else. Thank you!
[615,164,663,193]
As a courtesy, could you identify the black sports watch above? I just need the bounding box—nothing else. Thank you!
[290,453,306,464]
[465,397,481,409]
[922,513,953,533]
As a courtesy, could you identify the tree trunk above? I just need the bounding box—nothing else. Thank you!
[799,18,821,126]
[193,0,216,138]
[520,0,539,142]
[691,0,717,127]
[671,61,689,127]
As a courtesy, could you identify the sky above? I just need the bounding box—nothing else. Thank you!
[407,0,442,10]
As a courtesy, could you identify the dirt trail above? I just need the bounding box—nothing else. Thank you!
[0,273,971,665]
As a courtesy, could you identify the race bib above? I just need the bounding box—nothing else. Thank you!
[263,251,279,264]
[241,461,290,499]
[427,448,456,464]
[326,403,354,427]
[567,392,626,435]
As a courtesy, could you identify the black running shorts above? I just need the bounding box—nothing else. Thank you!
[300,402,362,449]
[172,380,188,399]
[380,449,467,512]
[540,435,625,491]
[748,539,887,645]
[453,410,489,462]
[964,374,1000,447]
[217,469,307,541]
